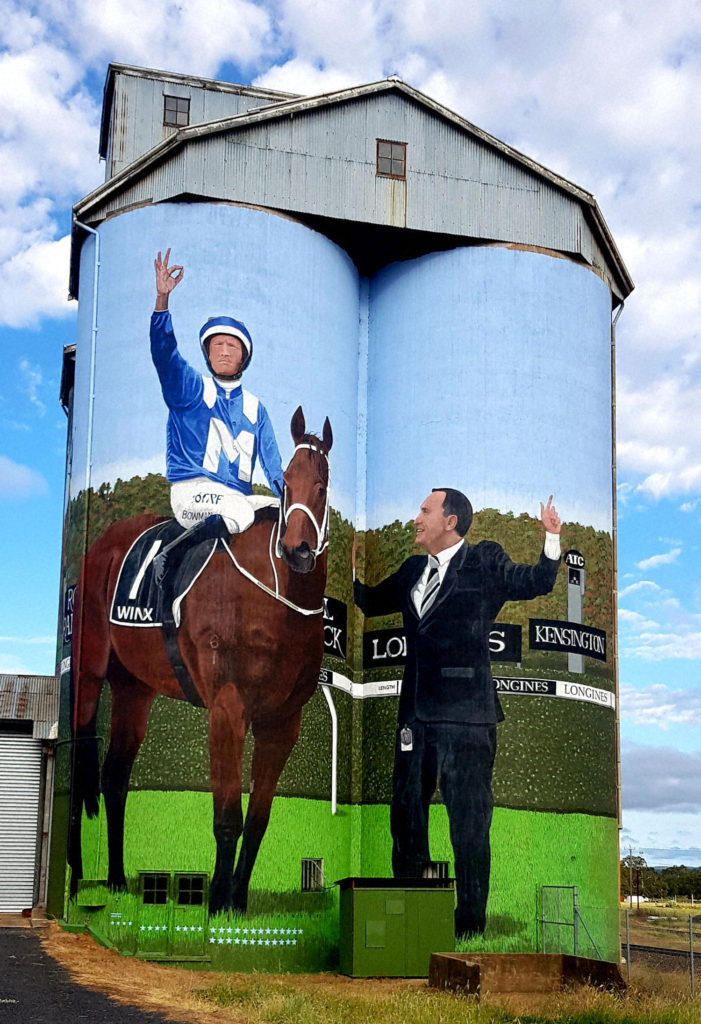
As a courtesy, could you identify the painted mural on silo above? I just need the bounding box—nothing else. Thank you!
[55,202,361,969]
[53,205,618,967]
[352,246,617,959]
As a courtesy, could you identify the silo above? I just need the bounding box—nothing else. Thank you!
[50,64,630,970]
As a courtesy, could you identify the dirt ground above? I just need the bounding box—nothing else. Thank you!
[39,923,426,1024]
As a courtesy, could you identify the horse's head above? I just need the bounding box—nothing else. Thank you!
[278,406,333,573]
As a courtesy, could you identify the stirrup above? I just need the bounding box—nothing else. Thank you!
[154,515,228,586]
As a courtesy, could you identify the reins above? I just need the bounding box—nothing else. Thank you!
[222,441,330,617]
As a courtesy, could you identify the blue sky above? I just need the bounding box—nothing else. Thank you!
[1,0,700,866]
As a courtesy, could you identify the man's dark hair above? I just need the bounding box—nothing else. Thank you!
[432,487,473,537]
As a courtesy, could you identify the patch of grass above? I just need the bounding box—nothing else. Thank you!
[74,793,620,964]
[44,923,701,1024]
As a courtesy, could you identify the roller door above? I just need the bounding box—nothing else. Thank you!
[0,731,42,912]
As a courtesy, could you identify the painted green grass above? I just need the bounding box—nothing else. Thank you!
[74,793,619,965]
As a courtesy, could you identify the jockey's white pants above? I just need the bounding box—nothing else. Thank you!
[170,478,277,534]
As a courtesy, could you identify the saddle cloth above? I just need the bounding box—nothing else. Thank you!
[109,520,217,629]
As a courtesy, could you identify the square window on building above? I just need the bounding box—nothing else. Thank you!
[376,140,406,179]
[141,872,169,904]
[163,95,190,128]
[176,874,206,906]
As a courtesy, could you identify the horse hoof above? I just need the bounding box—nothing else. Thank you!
[108,877,128,893]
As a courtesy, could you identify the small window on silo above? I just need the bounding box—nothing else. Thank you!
[376,140,406,179]
[176,873,207,906]
[301,858,324,892]
[163,95,190,128]
[141,872,169,904]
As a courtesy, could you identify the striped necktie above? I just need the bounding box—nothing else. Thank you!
[420,556,441,615]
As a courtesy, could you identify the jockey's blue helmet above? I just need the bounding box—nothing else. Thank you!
[199,316,253,377]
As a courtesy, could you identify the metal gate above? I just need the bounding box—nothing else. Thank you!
[0,731,43,912]
[540,885,602,959]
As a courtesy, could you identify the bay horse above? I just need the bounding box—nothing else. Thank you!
[68,406,332,913]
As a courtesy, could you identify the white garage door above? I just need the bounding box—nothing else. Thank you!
[0,731,42,913]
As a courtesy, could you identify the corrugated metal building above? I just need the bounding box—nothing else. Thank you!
[0,674,58,915]
[70,64,632,304]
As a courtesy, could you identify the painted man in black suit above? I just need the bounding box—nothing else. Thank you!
[353,488,561,937]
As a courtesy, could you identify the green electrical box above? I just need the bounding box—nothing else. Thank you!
[338,877,455,977]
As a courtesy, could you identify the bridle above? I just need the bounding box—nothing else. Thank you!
[222,440,330,617]
[275,441,330,561]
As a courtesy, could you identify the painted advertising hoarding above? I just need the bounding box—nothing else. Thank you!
[52,201,617,965]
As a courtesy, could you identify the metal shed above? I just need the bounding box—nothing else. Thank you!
[0,674,59,915]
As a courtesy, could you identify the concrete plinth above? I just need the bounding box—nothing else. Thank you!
[429,952,625,998]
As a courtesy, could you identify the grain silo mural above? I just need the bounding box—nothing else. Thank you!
[50,63,630,971]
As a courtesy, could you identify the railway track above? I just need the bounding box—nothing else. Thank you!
[625,942,698,962]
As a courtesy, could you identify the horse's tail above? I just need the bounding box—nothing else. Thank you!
[69,568,105,821]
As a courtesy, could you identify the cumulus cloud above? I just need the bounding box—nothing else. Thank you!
[36,0,273,78]
[619,580,661,598]
[621,683,701,730]
[0,454,49,498]
[0,236,73,328]
[636,548,682,571]
[0,0,699,491]
[622,743,701,812]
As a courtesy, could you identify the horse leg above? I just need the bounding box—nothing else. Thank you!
[208,687,247,914]
[230,710,303,912]
[101,666,155,891]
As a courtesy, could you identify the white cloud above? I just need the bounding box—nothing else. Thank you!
[621,683,701,730]
[617,609,659,630]
[621,629,701,662]
[636,548,681,571]
[619,580,661,598]
[37,0,273,77]
[0,0,699,494]
[18,359,45,416]
[0,454,49,498]
[0,235,74,328]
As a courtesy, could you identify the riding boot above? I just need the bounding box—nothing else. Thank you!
[154,514,230,590]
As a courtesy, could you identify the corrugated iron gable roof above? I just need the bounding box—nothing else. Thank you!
[75,73,633,300]
[0,674,59,740]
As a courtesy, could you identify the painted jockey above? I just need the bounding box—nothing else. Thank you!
[150,249,284,586]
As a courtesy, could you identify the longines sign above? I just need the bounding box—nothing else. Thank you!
[363,623,522,668]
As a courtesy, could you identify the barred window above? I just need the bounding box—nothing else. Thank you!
[301,858,324,892]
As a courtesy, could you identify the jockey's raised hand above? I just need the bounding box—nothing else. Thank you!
[154,248,184,311]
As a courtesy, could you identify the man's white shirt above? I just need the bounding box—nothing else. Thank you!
[411,533,561,613]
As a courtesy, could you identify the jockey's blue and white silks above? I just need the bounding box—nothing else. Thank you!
[150,310,284,498]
